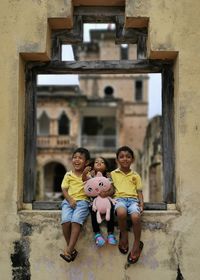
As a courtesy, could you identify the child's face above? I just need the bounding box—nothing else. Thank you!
[72,152,87,172]
[93,157,106,173]
[117,151,134,170]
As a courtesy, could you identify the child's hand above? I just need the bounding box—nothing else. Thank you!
[139,202,144,214]
[90,170,95,177]
[106,172,111,179]
[69,198,77,208]
[83,166,91,174]
[99,190,109,198]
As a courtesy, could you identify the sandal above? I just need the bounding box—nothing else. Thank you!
[127,241,144,264]
[94,233,105,247]
[60,252,72,263]
[118,232,128,254]
[60,249,78,263]
[118,244,129,254]
[107,234,117,245]
[71,249,78,261]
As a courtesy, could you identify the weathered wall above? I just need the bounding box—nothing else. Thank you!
[126,1,200,279]
[0,0,200,279]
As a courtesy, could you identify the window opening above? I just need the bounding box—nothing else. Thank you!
[42,162,65,201]
[58,112,70,135]
[135,80,143,101]
[104,86,114,98]
[37,111,50,135]
[24,20,175,210]
[120,44,129,60]
[148,73,162,118]
[82,116,116,150]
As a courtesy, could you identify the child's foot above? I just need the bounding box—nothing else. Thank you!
[127,241,144,264]
[94,233,105,247]
[71,249,78,261]
[60,252,72,263]
[60,249,78,263]
[107,234,117,245]
[118,231,129,254]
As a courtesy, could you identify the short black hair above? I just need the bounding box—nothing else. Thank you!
[72,147,90,161]
[116,146,135,159]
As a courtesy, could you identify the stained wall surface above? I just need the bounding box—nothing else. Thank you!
[0,0,200,279]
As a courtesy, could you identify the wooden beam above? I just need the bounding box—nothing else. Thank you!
[74,6,124,16]
[137,33,147,59]
[72,0,125,6]
[30,60,165,74]
[115,15,147,45]
[23,68,37,203]
[162,64,175,203]
[51,16,83,46]
[74,6,124,23]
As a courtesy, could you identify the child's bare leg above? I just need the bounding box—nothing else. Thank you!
[130,213,141,257]
[117,208,128,248]
[62,222,71,253]
[67,222,81,253]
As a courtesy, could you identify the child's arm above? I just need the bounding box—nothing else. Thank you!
[82,166,92,182]
[138,191,144,213]
[62,188,76,208]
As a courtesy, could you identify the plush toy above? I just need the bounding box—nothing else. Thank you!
[84,172,116,223]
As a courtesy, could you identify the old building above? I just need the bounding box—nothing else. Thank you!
[141,116,162,202]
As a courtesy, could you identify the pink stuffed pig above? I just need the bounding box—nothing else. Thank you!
[84,172,115,223]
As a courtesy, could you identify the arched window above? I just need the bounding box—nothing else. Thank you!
[104,86,114,98]
[38,111,50,135]
[58,112,70,135]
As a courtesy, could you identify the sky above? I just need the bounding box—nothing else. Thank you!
[37,24,162,119]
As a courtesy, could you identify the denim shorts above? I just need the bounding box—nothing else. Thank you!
[114,198,141,215]
[61,200,89,225]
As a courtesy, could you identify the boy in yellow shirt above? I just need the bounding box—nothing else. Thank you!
[60,147,90,263]
[111,146,144,264]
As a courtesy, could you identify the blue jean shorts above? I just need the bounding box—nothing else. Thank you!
[61,200,89,225]
[114,198,141,215]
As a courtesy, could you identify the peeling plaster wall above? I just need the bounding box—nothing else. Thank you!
[0,0,200,279]
[126,1,200,279]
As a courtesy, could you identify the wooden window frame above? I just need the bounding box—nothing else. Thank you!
[24,60,175,210]
[23,10,175,210]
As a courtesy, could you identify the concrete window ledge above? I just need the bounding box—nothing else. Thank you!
[18,206,180,233]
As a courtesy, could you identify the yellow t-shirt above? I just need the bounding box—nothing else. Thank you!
[111,168,142,199]
[61,171,88,201]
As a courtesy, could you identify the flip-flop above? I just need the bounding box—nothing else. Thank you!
[118,232,128,254]
[60,252,72,263]
[71,249,78,261]
[118,244,129,254]
[127,241,144,264]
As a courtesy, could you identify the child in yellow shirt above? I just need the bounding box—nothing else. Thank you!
[111,146,144,264]
[60,147,90,263]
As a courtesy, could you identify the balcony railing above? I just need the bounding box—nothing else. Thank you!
[81,135,116,151]
[37,135,73,148]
